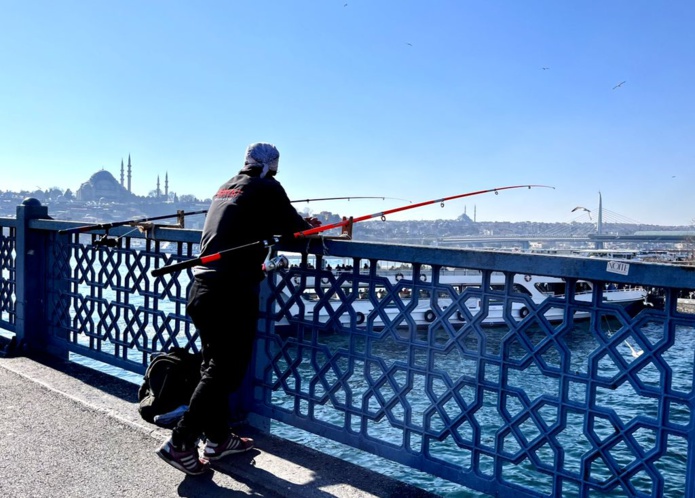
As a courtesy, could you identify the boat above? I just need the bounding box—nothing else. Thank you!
[275,268,648,328]
[570,248,690,263]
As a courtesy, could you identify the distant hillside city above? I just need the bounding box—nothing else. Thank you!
[1,159,693,252]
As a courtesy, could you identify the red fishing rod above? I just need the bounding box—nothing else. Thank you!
[150,184,553,277]
[293,184,552,237]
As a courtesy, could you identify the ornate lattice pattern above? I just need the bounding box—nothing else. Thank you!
[0,223,16,329]
[48,234,201,371]
[258,257,694,498]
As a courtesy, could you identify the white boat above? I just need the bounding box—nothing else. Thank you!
[570,248,690,263]
[277,269,648,328]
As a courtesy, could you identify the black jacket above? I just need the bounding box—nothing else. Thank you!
[194,168,311,283]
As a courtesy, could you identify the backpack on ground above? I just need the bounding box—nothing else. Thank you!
[138,347,202,427]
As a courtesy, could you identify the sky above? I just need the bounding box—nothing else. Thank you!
[2,1,694,225]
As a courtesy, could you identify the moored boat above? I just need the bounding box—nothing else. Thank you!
[277,268,648,328]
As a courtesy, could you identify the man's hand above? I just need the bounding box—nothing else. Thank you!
[305,217,322,228]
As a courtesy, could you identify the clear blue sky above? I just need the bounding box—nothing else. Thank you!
[2,1,694,225]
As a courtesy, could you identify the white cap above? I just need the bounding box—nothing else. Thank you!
[244,142,280,178]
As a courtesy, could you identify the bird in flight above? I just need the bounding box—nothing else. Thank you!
[572,206,592,220]
[541,67,550,70]
[406,42,412,46]
[612,81,626,90]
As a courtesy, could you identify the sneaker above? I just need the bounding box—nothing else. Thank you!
[203,433,254,461]
[156,439,210,476]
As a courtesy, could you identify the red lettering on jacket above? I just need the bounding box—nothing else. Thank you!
[215,188,242,199]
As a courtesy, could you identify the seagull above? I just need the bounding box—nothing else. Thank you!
[572,206,592,220]
[541,67,550,70]
[612,81,626,90]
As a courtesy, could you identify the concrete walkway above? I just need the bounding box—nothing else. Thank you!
[0,355,440,498]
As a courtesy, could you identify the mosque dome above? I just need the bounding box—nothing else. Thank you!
[89,170,118,183]
[76,169,135,202]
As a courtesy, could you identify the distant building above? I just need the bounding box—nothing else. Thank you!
[75,155,169,203]
[75,169,137,203]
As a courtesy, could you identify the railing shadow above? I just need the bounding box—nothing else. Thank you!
[25,350,140,403]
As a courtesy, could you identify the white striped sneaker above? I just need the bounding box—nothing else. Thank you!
[203,433,254,461]
[156,439,209,476]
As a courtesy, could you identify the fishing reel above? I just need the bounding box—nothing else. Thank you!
[93,232,119,248]
[261,237,290,273]
[262,254,289,273]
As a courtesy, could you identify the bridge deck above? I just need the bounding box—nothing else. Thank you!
[0,354,436,498]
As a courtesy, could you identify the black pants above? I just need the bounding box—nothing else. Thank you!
[172,277,259,447]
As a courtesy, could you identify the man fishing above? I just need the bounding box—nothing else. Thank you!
[156,142,320,475]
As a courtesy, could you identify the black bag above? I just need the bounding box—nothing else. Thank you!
[138,347,202,426]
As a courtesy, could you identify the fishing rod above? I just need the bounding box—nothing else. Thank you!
[290,196,412,204]
[58,210,209,235]
[150,184,553,277]
[293,184,554,238]
[59,196,402,236]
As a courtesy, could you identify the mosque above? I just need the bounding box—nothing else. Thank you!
[75,155,170,203]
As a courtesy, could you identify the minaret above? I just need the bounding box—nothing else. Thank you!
[127,155,132,193]
[120,159,124,186]
[597,191,603,235]
[156,175,161,198]
[165,172,169,198]
[596,191,604,250]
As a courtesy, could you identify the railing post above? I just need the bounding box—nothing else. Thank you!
[14,198,66,358]
[223,278,275,432]
[240,277,274,433]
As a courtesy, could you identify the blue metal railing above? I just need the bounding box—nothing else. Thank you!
[1,199,695,498]
[0,218,17,333]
